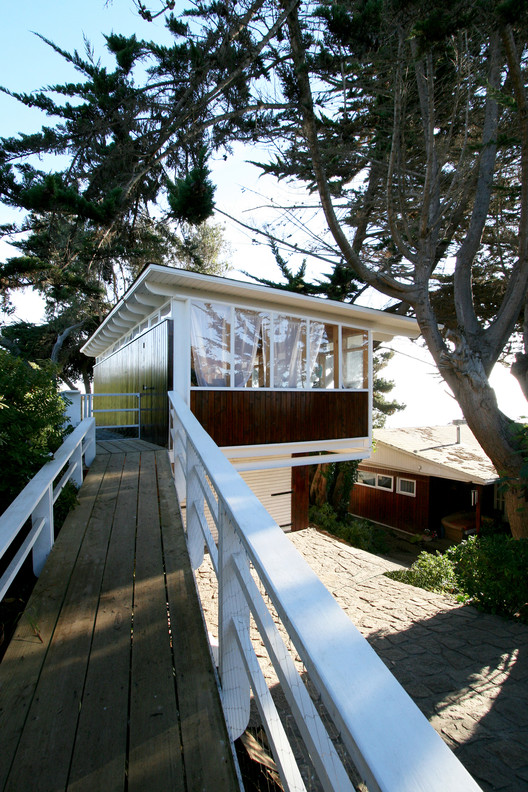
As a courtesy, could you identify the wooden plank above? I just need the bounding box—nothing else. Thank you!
[127,451,184,792]
[67,452,141,792]
[0,453,110,791]
[156,450,239,792]
[2,453,125,792]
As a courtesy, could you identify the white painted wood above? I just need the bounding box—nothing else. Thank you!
[186,441,206,570]
[218,513,251,742]
[31,486,53,576]
[0,519,42,601]
[232,615,309,792]
[0,418,96,591]
[168,391,483,792]
[233,554,356,792]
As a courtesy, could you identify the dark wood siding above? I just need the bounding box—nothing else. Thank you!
[190,390,368,447]
[349,465,430,534]
[93,321,172,446]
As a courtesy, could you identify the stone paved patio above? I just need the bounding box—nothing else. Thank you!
[196,527,528,791]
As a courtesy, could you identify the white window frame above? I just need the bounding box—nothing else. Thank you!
[189,298,370,392]
[357,471,394,491]
[397,477,416,497]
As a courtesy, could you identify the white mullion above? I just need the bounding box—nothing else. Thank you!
[230,305,235,388]
[270,312,275,389]
[338,323,343,389]
[306,319,310,389]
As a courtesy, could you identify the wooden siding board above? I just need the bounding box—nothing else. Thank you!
[349,465,430,534]
[94,321,172,446]
[190,391,368,447]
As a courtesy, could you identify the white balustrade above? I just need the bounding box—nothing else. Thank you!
[0,418,96,598]
[168,390,482,792]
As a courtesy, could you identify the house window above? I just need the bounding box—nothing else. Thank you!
[191,302,231,386]
[397,478,416,497]
[358,471,393,491]
[273,314,308,388]
[342,327,368,389]
[311,323,337,389]
[190,300,369,391]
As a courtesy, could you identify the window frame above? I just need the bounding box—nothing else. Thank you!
[357,470,394,491]
[189,298,370,392]
[397,477,416,497]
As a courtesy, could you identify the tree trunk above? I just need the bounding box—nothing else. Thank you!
[434,351,527,537]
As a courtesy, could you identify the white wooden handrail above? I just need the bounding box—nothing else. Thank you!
[82,392,141,437]
[0,418,96,600]
[168,391,482,792]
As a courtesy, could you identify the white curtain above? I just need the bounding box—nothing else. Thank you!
[191,302,231,386]
[308,321,325,384]
[234,309,263,387]
[273,315,307,387]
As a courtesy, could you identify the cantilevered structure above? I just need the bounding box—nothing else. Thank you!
[81,264,419,529]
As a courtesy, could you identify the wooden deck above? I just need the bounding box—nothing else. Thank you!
[0,439,239,792]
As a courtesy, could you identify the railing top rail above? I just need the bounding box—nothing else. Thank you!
[0,418,95,560]
[85,392,141,397]
[168,390,481,792]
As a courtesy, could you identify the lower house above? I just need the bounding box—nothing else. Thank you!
[349,423,504,541]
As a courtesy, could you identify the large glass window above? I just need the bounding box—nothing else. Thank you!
[191,302,231,386]
[190,301,369,390]
[311,322,337,389]
[342,328,368,389]
[234,309,270,387]
[273,314,307,388]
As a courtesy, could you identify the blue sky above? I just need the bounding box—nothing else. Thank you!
[0,2,525,422]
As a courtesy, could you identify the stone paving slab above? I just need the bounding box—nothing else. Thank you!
[196,528,528,791]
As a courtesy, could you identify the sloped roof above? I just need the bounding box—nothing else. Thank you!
[81,264,419,357]
[370,424,498,485]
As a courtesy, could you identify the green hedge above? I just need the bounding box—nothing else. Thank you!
[386,535,528,622]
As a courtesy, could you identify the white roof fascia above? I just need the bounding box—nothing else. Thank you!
[81,264,420,357]
[365,440,497,486]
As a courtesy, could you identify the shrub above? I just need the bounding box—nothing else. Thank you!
[385,535,528,623]
[447,535,528,620]
[309,505,389,555]
[0,350,68,513]
[386,551,458,595]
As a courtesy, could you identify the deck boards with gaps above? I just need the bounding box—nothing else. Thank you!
[0,440,239,792]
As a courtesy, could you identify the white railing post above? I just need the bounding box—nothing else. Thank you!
[84,417,96,467]
[185,440,205,570]
[70,442,84,488]
[218,505,251,741]
[32,484,54,576]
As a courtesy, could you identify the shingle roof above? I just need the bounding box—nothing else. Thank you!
[372,424,498,485]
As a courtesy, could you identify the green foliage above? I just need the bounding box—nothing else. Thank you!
[386,551,459,595]
[0,349,68,513]
[386,535,528,622]
[167,154,216,226]
[53,481,79,533]
[309,504,389,555]
[448,535,528,620]
[323,460,359,520]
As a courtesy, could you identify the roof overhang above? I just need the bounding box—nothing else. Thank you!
[81,264,420,358]
[366,439,498,486]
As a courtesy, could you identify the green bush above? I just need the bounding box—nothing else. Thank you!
[386,551,459,595]
[309,505,389,555]
[0,350,68,513]
[448,535,528,619]
[385,535,528,622]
